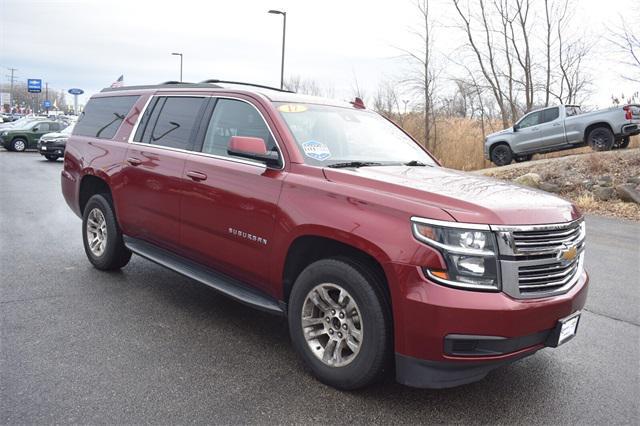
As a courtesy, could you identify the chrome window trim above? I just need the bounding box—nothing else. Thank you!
[126,94,286,170]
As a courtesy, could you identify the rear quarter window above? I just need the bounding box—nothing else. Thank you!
[74,95,139,139]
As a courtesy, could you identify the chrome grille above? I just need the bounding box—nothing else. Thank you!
[491,219,586,299]
[517,254,583,294]
[511,221,583,254]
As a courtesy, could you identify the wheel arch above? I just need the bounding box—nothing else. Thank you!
[280,233,391,307]
[79,174,112,215]
[584,122,614,140]
[488,140,512,155]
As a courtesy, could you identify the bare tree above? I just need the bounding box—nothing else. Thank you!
[283,76,334,97]
[609,14,640,83]
[399,0,439,149]
[453,0,511,127]
[373,81,400,119]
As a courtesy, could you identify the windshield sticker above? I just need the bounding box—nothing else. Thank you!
[278,104,308,113]
[302,140,331,161]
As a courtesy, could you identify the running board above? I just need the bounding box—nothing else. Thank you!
[123,236,284,315]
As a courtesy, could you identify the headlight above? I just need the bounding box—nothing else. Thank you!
[0,131,7,136]
[411,217,500,291]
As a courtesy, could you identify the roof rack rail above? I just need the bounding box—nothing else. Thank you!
[100,82,223,92]
[200,79,294,93]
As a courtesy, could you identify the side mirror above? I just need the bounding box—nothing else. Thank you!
[513,124,519,132]
[32,127,39,132]
[227,136,281,167]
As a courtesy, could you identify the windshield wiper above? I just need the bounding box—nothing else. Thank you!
[327,161,384,168]
[403,160,429,166]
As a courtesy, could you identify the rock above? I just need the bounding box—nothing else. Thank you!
[515,173,542,188]
[597,175,613,187]
[582,179,595,190]
[626,176,640,185]
[615,184,640,204]
[539,182,561,193]
[593,186,615,201]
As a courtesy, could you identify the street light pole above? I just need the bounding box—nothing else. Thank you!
[268,10,286,90]
[171,52,183,82]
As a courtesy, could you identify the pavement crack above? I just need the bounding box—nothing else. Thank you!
[583,308,639,327]
[0,294,67,305]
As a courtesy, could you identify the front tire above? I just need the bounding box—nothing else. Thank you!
[288,258,392,390]
[588,127,614,151]
[82,194,132,270]
[491,144,513,166]
[11,138,27,152]
[44,154,59,161]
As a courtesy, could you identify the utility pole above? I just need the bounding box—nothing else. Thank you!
[268,10,287,89]
[45,82,49,114]
[7,67,18,112]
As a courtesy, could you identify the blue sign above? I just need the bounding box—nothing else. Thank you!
[68,88,84,95]
[28,79,42,93]
[43,100,52,109]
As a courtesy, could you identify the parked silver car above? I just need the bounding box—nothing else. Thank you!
[484,104,640,166]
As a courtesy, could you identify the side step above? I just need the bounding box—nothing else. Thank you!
[123,236,284,315]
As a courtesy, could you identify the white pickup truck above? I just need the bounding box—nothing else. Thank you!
[484,104,640,166]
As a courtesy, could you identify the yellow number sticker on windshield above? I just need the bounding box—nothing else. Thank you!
[278,104,308,113]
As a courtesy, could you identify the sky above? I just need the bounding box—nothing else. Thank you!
[0,0,637,109]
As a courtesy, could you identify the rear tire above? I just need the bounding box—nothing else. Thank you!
[619,136,630,149]
[490,144,513,166]
[11,138,27,152]
[588,127,614,151]
[82,194,132,270]
[288,258,392,390]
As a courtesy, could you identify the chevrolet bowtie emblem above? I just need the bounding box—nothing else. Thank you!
[559,245,578,262]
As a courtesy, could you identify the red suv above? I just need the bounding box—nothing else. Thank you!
[61,81,588,389]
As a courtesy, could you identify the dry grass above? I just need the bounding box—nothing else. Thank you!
[400,115,640,171]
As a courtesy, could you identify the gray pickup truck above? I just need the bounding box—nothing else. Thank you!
[484,104,640,166]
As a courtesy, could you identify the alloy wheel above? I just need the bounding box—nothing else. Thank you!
[301,283,363,367]
[13,140,26,152]
[86,208,107,256]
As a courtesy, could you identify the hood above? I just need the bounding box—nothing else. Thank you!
[487,127,513,138]
[323,165,580,225]
[41,132,67,140]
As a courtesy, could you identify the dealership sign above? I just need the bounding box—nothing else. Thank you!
[28,79,42,93]
[68,88,84,95]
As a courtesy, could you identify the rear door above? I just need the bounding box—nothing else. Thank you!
[118,95,208,251]
[180,97,286,293]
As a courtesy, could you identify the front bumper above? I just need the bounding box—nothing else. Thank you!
[38,142,65,156]
[385,262,588,388]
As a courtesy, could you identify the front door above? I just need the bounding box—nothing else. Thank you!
[180,97,285,293]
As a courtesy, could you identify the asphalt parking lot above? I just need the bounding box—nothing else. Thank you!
[1,150,639,424]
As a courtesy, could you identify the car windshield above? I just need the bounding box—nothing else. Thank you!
[61,123,75,135]
[275,103,436,167]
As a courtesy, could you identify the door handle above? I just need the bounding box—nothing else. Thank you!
[126,157,142,166]
[186,171,207,181]
[552,123,561,126]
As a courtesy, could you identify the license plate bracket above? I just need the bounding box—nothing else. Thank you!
[546,311,581,347]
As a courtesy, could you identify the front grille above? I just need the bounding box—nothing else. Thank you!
[511,221,583,254]
[517,255,582,294]
[493,219,586,299]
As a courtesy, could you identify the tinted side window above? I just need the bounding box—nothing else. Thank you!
[542,107,559,123]
[202,99,276,158]
[36,123,50,132]
[518,111,542,129]
[74,95,139,139]
[140,97,205,150]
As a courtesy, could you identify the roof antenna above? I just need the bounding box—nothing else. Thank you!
[351,97,366,109]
